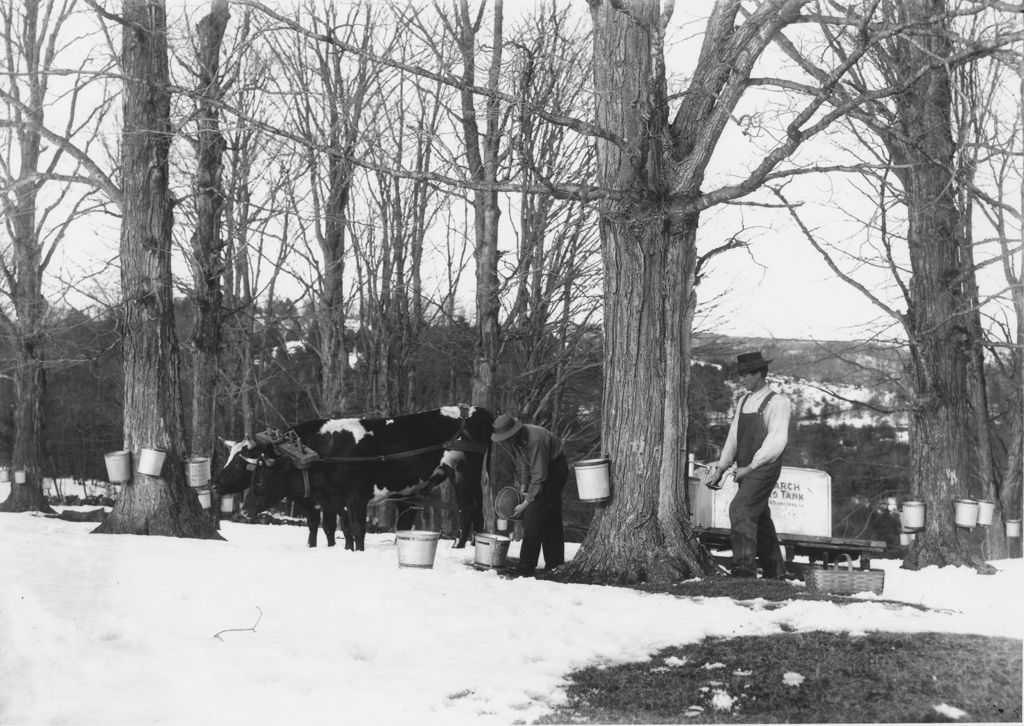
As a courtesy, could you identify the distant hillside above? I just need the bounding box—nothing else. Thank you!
[693,334,907,389]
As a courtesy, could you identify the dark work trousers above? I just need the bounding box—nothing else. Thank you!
[728,395,786,578]
[518,455,568,571]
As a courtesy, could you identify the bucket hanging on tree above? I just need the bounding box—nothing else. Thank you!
[187,457,211,488]
[976,500,995,526]
[1006,519,1022,538]
[104,451,132,483]
[138,448,167,477]
[0,467,10,483]
[219,493,235,514]
[953,498,979,529]
[13,469,26,484]
[899,501,926,531]
[573,457,611,502]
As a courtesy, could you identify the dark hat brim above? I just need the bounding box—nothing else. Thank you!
[735,358,772,374]
[491,420,523,442]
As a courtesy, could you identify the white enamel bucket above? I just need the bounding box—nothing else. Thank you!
[574,458,610,502]
[976,500,995,526]
[104,450,132,482]
[138,448,167,477]
[953,498,979,528]
[900,501,926,530]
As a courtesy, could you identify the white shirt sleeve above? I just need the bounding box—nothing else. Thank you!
[748,394,791,469]
[716,410,740,470]
[715,389,791,471]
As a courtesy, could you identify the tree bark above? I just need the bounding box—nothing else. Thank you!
[189,0,230,525]
[94,0,220,539]
[563,0,718,583]
[884,0,980,569]
[0,0,54,514]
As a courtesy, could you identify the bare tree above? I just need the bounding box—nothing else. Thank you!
[499,4,602,435]
[93,0,219,538]
[767,0,1022,567]
[177,0,231,522]
[0,0,113,513]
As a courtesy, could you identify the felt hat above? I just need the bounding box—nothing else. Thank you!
[735,351,772,374]
[491,414,524,442]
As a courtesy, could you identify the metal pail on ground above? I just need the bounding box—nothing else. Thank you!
[138,448,167,477]
[900,501,926,530]
[473,533,511,568]
[953,498,979,528]
[104,450,132,482]
[574,457,610,502]
[396,530,442,569]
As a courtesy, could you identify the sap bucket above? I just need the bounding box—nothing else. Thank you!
[396,530,442,569]
[0,467,10,483]
[473,533,511,569]
[13,469,27,484]
[104,450,132,483]
[197,488,212,509]
[899,531,916,546]
[138,448,167,477]
[976,500,995,526]
[219,493,235,514]
[1005,519,1022,538]
[900,501,926,531]
[187,457,211,488]
[953,498,979,528]
[574,457,611,502]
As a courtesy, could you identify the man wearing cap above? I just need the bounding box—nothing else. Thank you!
[705,351,791,579]
[491,414,568,575]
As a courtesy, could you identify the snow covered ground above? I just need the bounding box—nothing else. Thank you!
[1,510,1020,725]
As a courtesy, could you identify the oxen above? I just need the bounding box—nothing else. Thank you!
[213,405,493,550]
[216,443,342,547]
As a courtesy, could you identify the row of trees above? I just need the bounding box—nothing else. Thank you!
[1,0,1021,580]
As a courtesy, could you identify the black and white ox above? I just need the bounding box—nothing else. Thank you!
[213,405,493,550]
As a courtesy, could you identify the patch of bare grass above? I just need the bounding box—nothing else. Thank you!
[538,631,1022,724]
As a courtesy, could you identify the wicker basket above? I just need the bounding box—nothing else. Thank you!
[805,554,884,596]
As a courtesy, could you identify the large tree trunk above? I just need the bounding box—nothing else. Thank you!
[564,0,715,584]
[885,0,979,569]
[94,0,220,539]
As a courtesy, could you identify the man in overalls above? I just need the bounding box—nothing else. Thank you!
[705,351,792,578]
